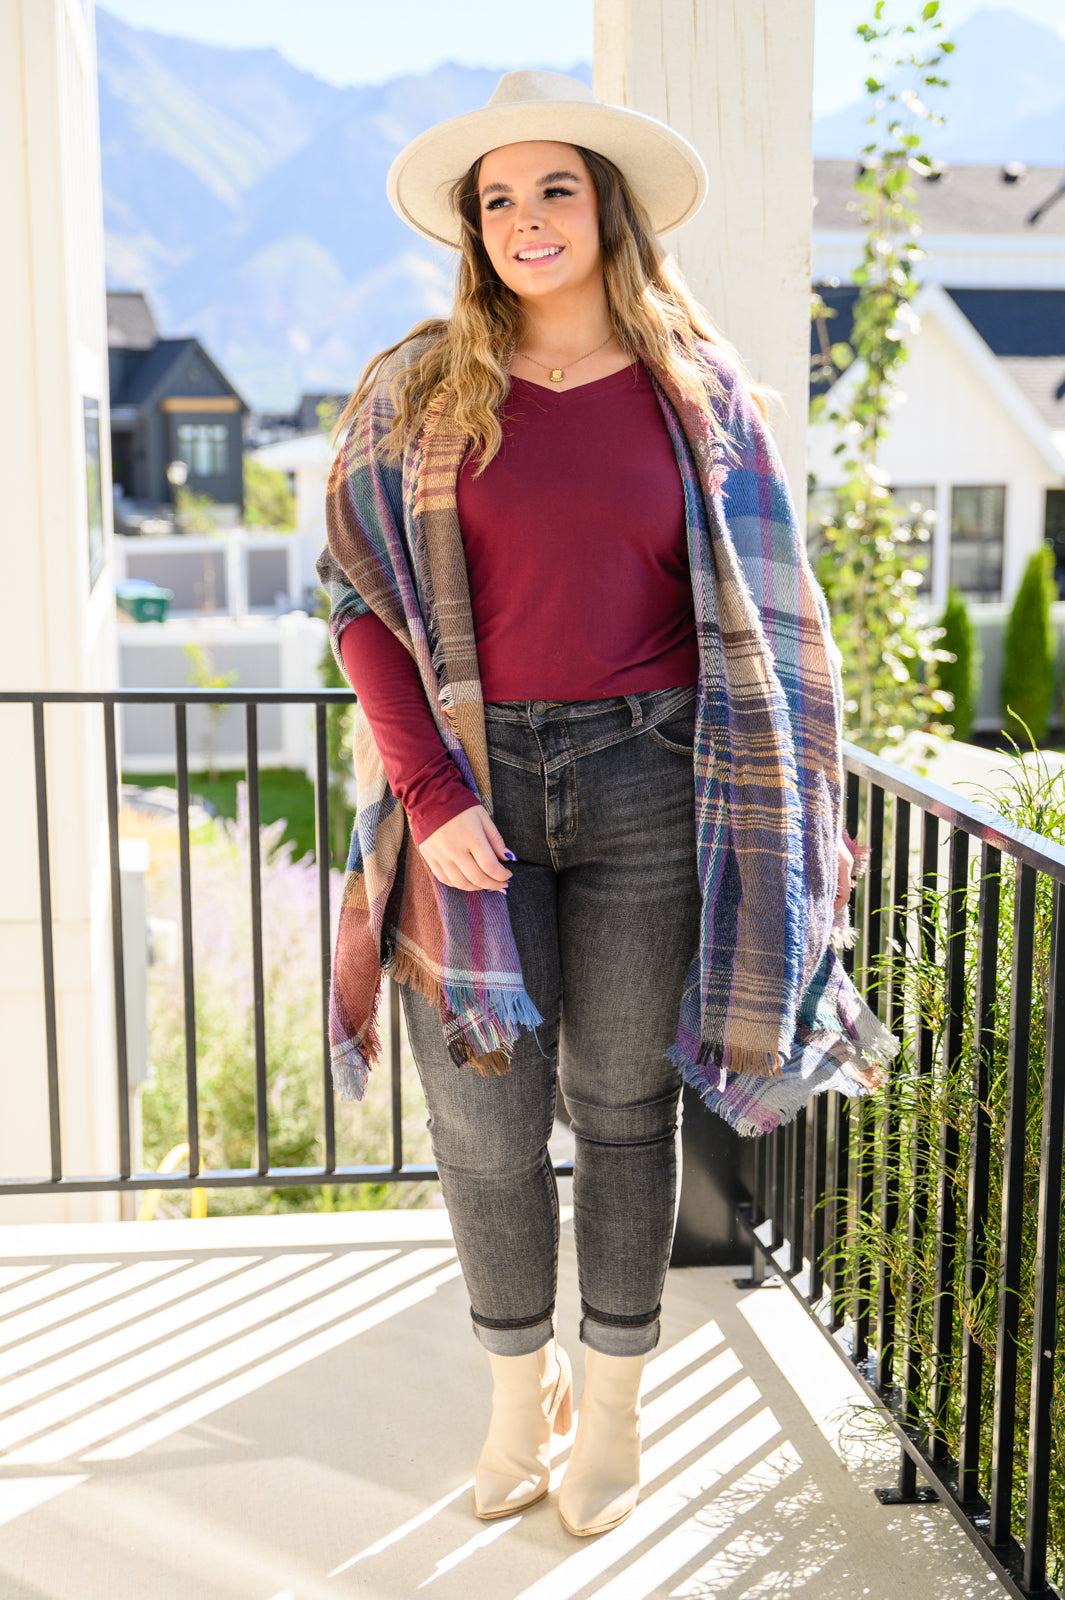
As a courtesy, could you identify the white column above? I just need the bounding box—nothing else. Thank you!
[0,0,120,1221]
[594,0,816,508]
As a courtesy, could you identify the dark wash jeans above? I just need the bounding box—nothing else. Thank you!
[400,685,703,1357]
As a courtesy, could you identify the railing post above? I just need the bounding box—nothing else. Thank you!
[929,828,968,1462]
[1023,880,1065,1595]
[958,842,999,1507]
[989,860,1038,1550]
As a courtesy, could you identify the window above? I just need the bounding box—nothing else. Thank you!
[176,422,229,478]
[890,485,936,595]
[949,486,1005,602]
[1046,489,1065,600]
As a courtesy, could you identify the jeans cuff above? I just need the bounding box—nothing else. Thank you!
[472,1313,555,1356]
[580,1312,660,1357]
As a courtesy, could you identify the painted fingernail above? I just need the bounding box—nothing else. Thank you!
[503,852,516,863]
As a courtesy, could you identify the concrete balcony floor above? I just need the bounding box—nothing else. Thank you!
[0,1208,1009,1600]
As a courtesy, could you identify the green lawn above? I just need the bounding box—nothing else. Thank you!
[123,766,324,862]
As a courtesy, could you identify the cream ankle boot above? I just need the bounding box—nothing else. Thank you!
[558,1347,645,1536]
[474,1340,573,1519]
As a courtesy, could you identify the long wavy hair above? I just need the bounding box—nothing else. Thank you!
[333,144,768,469]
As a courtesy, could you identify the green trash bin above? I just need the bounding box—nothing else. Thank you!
[115,579,174,624]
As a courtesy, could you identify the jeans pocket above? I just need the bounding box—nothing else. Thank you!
[645,695,697,755]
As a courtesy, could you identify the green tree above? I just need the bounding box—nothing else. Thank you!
[1001,543,1057,744]
[934,584,979,741]
[243,456,297,530]
[811,1,955,761]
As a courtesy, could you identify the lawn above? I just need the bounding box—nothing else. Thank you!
[123,766,324,862]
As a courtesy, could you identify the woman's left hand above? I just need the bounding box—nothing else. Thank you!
[835,836,855,913]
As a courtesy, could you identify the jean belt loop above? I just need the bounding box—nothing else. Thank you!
[624,693,643,728]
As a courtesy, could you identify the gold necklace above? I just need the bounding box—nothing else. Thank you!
[514,331,616,384]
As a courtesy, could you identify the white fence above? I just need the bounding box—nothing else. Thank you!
[118,613,331,778]
[114,532,322,619]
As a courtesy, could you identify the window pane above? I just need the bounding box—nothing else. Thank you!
[949,485,1004,602]
[176,422,228,480]
[891,484,936,595]
[1046,489,1065,601]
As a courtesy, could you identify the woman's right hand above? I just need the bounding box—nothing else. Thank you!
[420,805,514,893]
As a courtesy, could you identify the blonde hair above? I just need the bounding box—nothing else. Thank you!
[334,144,768,468]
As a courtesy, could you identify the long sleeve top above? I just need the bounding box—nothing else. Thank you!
[338,360,698,842]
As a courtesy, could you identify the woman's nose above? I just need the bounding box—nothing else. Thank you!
[513,197,543,232]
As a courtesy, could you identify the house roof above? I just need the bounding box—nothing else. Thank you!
[811,282,1065,473]
[813,159,1065,238]
[106,290,161,350]
[296,393,349,433]
[109,338,247,412]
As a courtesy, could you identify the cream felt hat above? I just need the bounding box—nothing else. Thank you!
[386,69,707,248]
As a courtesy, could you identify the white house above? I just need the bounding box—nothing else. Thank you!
[807,281,1065,610]
[808,158,1065,729]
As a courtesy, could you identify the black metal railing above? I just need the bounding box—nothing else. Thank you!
[0,689,574,1196]
[6,691,1065,1595]
[741,740,1065,1600]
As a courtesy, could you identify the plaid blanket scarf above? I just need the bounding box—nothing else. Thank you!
[317,335,898,1136]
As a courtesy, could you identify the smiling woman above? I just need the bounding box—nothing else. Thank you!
[315,67,893,1542]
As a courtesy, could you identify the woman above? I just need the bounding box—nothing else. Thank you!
[317,70,895,1538]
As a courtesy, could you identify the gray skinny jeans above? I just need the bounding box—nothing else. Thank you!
[400,685,702,1358]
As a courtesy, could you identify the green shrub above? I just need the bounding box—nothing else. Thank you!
[136,791,432,1216]
[1001,544,1057,743]
[243,455,296,530]
[934,584,979,741]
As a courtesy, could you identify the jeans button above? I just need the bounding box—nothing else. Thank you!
[531,700,548,716]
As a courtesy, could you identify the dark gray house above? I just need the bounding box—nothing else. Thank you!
[107,291,247,520]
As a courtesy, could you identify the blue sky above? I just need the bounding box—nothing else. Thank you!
[96,1,1065,118]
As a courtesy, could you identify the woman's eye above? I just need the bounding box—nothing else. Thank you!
[544,187,573,198]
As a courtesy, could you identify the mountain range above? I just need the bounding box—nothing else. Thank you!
[97,5,1065,412]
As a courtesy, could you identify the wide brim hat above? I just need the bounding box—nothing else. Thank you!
[387,69,707,249]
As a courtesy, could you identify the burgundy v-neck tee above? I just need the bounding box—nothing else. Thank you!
[338,361,698,844]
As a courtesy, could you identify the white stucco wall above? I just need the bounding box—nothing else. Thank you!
[0,0,120,1222]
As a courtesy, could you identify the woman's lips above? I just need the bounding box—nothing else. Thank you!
[514,245,564,265]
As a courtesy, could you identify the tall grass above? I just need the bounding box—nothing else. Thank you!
[827,737,1064,1581]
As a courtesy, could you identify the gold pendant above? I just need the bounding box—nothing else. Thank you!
[550,368,564,383]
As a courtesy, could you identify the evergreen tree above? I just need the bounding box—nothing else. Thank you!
[935,585,978,741]
[1001,544,1057,744]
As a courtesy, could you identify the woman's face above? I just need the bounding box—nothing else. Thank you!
[475,140,602,305]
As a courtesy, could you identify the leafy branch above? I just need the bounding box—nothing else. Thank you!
[812,0,956,763]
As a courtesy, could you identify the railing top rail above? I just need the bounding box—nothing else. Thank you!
[4,697,1063,878]
[0,689,357,706]
[843,739,1065,883]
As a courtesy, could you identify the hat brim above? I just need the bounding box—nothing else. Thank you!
[387,99,707,249]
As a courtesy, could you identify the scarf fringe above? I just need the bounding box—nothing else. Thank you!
[390,944,445,1009]
[330,1040,370,1103]
[468,1047,514,1078]
[383,946,543,1076]
[719,1042,783,1079]
[440,979,543,1051]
